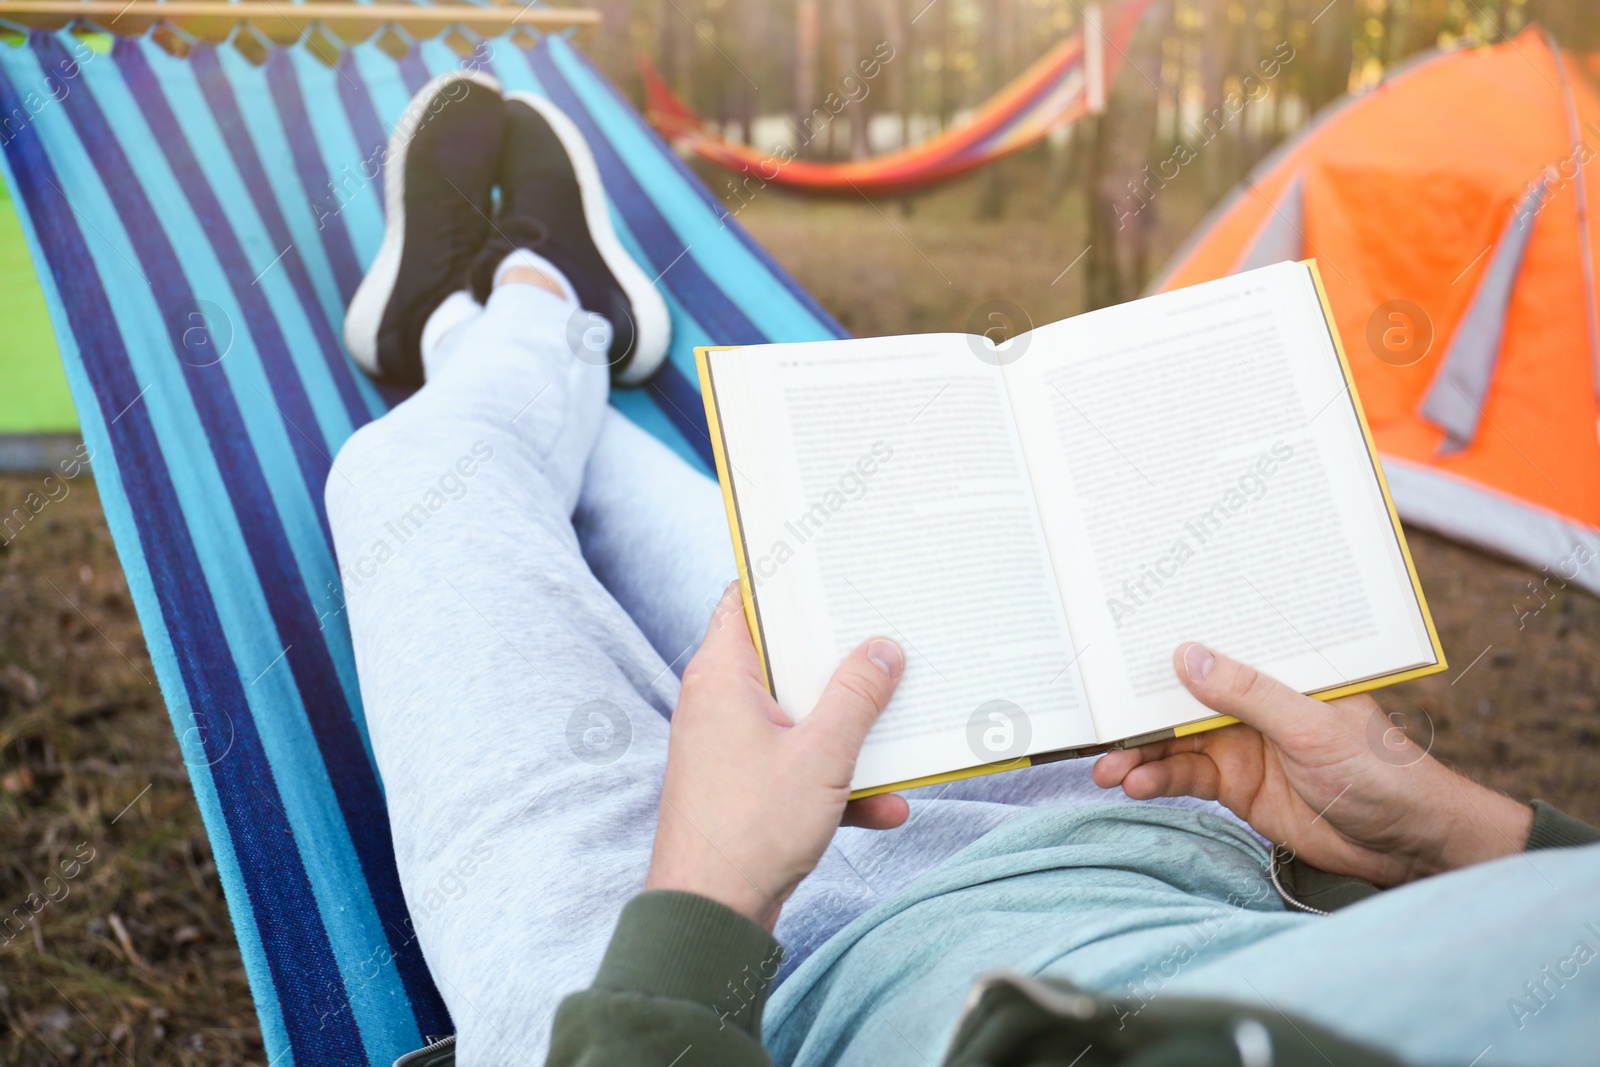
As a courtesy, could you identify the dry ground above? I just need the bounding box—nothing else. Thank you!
[1,156,1596,1065]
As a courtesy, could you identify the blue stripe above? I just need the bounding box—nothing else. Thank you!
[108,44,382,776]
[142,38,454,1045]
[334,48,394,224]
[608,388,706,471]
[543,39,846,345]
[521,48,750,459]
[39,34,449,1059]
[173,45,384,432]
[189,46,355,384]
[0,40,296,1065]
[550,38,848,340]
[397,47,431,95]
[264,48,365,304]
[112,43,340,549]
[324,43,440,413]
[646,360,717,469]
[528,47,767,347]
[0,41,368,1066]
[323,54,418,412]
[349,38,417,132]
[289,48,391,283]
[112,41,373,747]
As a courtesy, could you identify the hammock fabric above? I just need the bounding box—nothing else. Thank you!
[0,27,844,1067]
[641,0,1150,197]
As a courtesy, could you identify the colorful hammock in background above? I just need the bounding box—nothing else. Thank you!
[641,0,1151,197]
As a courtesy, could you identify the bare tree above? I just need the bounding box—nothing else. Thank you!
[795,0,821,156]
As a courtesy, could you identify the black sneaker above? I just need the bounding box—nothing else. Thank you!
[468,92,670,385]
[344,70,505,387]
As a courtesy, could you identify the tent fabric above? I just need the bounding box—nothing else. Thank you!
[0,27,845,1067]
[1418,175,1548,453]
[640,0,1150,198]
[0,180,74,438]
[1154,28,1600,593]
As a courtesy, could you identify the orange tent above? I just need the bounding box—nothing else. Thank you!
[1155,27,1600,595]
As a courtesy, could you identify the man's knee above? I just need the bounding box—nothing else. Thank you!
[324,412,430,531]
[326,419,384,507]
[325,409,503,535]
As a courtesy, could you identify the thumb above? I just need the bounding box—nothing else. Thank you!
[796,638,904,769]
[1174,641,1309,739]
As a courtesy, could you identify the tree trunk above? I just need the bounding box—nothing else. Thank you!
[1083,111,1124,310]
[589,0,632,89]
[937,0,955,131]
[837,0,872,159]
[794,0,820,156]
[881,0,909,149]
[737,0,763,145]
[976,0,1014,218]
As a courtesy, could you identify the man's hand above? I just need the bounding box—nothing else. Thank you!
[1092,642,1533,887]
[646,582,908,930]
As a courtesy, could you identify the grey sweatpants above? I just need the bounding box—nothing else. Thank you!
[326,282,1232,1064]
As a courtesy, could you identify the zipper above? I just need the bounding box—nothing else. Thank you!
[393,1033,456,1067]
[1268,845,1329,916]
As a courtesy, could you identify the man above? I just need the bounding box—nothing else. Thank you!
[330,72,1599,1067]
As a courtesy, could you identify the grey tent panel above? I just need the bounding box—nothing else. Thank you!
[1232,172,1305,273]
[1419,176,1550,453]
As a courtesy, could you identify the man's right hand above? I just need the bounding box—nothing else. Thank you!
[1092,642,1533,887]
[645,582,907,930]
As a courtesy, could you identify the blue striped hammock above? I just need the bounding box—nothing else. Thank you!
[0,26,844,1066]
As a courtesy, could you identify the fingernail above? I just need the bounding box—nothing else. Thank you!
[867,639,904,679]
[1183,643,1214,682]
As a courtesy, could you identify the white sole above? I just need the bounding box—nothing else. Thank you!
[504,91,672,385]
[343,69,503,378]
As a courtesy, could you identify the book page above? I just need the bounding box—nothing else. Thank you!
[707,336,1096,790]
[1002,262,1437,740]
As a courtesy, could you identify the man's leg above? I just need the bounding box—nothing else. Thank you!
[329,279,675,1065]
[573,408,737,674]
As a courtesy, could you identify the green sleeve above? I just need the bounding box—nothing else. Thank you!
[1527,800,1600,850]
[545,891,781,1067]
[1281,799,1600,913]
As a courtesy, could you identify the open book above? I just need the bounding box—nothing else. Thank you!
[696,261,1445,797]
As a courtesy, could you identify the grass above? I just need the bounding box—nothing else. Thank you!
[0,475,258,1065]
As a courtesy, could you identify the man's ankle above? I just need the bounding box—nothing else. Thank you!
[499,265,570,299]
[493,248,578,304]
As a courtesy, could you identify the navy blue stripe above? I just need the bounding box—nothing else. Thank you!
[324,49,416,412]
[368,370,414,410]
[0,45,369,1067]
[333,48,392,222]
[264,48,365,304]
[553,42,848,339]
[42,34,450,1049]
[526,46,767,348]
[396,48,430,95]
[116,42,338,550]
[186,43,379,434]
[525,45,751,457]
[645,361,716,469]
